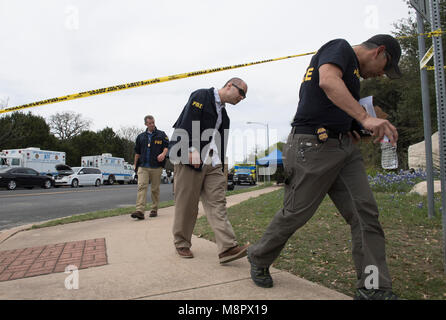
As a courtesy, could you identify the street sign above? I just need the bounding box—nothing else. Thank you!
[410,0,432,24]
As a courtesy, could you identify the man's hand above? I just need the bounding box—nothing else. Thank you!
[361,115,398,146]
[318,64,398,146]
[189,150,201,168]
[157,153,166,162]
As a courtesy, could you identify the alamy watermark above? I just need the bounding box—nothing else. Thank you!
[364,5,379,30]
[0,96,9,110]
[364,265,379,290]
[169,122,278,174]
[65,5,79,31]
[64,264,79,290]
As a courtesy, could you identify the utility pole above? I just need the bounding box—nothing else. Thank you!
[416,12,436,219]
[410,0,446,273]
[429,0,446,273]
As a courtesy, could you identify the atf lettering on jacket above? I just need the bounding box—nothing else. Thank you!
[354,68,360,79]
[154,140,162,145]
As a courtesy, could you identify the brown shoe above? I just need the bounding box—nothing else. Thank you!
[219,244,249,264]
[130,211,145,220]
[149,210,158,217]
[176,247,194,259]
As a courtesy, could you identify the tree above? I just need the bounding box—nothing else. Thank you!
[68,131,103,166]
[0,112,59,151]
[48,111,92,140]
[0,113,16,145]
[117,125,143,163]
[117,125,143,143]
[359,0,446,170]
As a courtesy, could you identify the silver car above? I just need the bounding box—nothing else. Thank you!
[54,165,103,188]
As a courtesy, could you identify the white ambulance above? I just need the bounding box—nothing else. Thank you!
[1,147,66,176]
[81,153,134,185]
[123,162,137,184]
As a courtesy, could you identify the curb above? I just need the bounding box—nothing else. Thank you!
[0,185,282,245]
[0,224,34,245]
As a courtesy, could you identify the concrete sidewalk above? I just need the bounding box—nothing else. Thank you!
[0,186,350,300]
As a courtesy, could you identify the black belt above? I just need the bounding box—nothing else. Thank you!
[291,126,348,140]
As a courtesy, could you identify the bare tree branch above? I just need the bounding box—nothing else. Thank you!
[49,111,92,140]
[117,125,144,142]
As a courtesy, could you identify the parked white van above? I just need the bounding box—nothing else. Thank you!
[81,154,133,185]
[1,147,66,176]
[54,165,103,188]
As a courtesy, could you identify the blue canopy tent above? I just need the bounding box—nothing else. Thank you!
[256,149,283,166]
[256,149,284,183]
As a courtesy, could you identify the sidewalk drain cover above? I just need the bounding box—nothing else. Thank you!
[0,238,107,282]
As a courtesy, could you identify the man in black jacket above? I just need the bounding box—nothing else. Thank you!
[131,115,169,220]
[247,35,402,300]
[169,77,249,263]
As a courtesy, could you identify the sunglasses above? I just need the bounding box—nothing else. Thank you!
[231,83,246,98]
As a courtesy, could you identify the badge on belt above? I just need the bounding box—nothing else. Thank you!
[316,127,328,143]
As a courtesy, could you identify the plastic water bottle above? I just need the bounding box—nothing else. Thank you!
[380,136,398,170]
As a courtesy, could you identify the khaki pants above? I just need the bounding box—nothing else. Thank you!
[136,167,163,213]
[172,164,237,254]
[248,133,392,290]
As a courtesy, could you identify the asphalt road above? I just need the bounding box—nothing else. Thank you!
[0,183,173,231]
[0,183,252,231]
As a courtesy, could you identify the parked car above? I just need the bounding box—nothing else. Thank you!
[161,169,174,184]
[227,173,235,191]
[233,169,256,185]
[0,167,53,190]
[54,165,103,188]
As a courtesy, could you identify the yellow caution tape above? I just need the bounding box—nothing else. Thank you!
[418,29,445,71]
[427,29,443,38]
[0,51,316,114]
[396,29,445,40]
[424,66,446,71]
[2,30,444,115]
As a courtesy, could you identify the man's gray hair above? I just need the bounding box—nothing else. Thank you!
[144,115,154,122]
[361,41,380,50]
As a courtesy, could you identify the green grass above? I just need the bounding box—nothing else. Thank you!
[193,188,446,300]
[29,183,273,230]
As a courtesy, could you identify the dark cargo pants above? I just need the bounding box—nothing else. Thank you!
[248,133,392,289]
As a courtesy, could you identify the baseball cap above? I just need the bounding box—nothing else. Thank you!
[366,34,402,79]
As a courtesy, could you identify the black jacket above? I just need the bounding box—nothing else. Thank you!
[169,88,230,170]
[134,127,169,168]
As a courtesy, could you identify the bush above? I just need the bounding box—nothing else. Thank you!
[368,169,428,193]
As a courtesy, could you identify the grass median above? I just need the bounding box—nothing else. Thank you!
[30,183,273,230]
[193,188,446,300]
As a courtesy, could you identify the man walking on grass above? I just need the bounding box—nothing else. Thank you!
[247,35,403,300]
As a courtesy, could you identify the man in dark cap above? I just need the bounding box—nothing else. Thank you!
[247,34,402,300]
